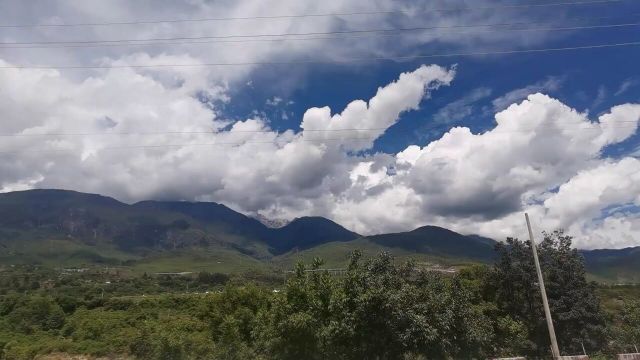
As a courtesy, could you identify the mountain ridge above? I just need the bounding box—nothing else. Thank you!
[0,189,638,282]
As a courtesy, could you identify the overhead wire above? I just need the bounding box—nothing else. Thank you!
[2,16,640,49]
[0,136,381,155]
[1,41,640,70]
[0,0,626,28]
[1,120,639,138]
[0,1,637,153]
[0,123,638,156]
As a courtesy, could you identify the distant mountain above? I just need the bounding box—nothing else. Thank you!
[581,247,640,283]
[367,225,497,262]
[0,189,638,282]
[0,189,129,244]
[132,200,269,241]
[265,217,359,255]
[0,189,357,257]
[253,214,290,229]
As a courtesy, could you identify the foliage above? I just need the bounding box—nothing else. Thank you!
[255,253,494,359]
[609,300,640,353]
[0,235,637,359]
[492,230,607,357]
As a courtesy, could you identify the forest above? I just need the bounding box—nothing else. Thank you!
[0,231,639,359]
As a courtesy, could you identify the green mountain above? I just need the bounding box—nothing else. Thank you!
[0,189,358,266]
[367,225,497,262]
[581,247,640,283]
[0,189,638,282]
[267,217,359,254]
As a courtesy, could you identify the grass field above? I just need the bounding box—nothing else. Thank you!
[273,238,482,269]
[2,237,638,284]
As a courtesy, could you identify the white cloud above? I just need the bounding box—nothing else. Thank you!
[590,85,607,112]
[0,59,452,218]
[432,87,492,125]
[492,76,564,111]
[300,65,455,150]
[266,97,283,106]
[615,77,639,97]
[325,94,640,248]
[0,0,568,91]
[554,162,640,211]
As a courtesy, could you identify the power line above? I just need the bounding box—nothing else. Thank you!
[0,136,380,155]
[0,124,638,158]
[3,17,639,49]
[0,124,637,158]
[1,123,637,156]
[1,41,639,70]
[1,121,638,138]
[0,128,388,137]
[0,0,625,28]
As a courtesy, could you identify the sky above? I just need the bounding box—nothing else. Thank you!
[0,0,639,249]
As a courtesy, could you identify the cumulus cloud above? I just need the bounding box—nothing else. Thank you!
[300,65,455,150]
[547,159,640,219]
[326,94,640,248]
[0,59,453,217]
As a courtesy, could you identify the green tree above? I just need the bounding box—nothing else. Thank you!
[610,300,640,353]
[7,296,65,333]
[493,230,607,357]
[458,265,529,357]
[257,252,494,359]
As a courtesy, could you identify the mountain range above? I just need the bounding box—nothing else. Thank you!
[0,189,637,282]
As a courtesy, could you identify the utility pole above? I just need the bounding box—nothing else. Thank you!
[525,213,561,360]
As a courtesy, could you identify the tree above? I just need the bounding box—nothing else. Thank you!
[493,230,607,357]
[457,265,529,357]
[7,296,65,333]
[610,300,640,353]
[256,252,494,359]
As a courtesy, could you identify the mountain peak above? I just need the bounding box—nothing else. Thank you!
[253,214,290,229]
[368,225,497,262]
[265,216,359,254]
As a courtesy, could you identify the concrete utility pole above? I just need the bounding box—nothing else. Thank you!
[525,213,561,360]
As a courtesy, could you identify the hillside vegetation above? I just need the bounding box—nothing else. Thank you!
[1,232,639,359]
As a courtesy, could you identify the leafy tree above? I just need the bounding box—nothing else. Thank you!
[493,230,607,357]
[257,252,494,359]
[7,296,65,333]
[458,265,529,357]
[609,300,640,353]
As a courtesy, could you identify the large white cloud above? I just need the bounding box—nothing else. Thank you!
[0,59,454,217]
[299,65,455,150]
[323,93,640,248]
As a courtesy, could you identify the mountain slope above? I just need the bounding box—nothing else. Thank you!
[581,247,640,283]
[1,189,638,282]
[366,225,497,262]
[0,189,267,257]
[265,216,359,255]
[0,189,358,258]
[133,200,269,241]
